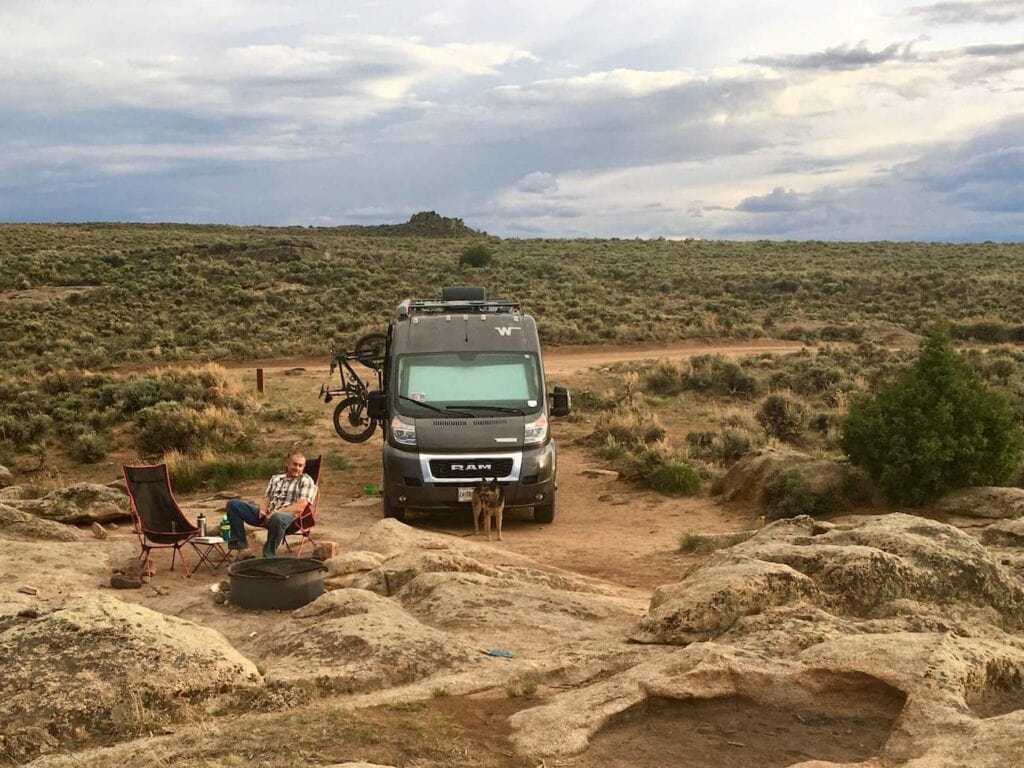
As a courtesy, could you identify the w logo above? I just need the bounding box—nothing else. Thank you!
[494,326,522,336]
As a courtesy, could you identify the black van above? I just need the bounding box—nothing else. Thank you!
[368,287,570,523]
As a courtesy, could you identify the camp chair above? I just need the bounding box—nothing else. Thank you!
[122,463,200,577]
[281,454,322,558]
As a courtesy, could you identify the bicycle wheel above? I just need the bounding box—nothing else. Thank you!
[354,332,387,369]
[332,396,377,443]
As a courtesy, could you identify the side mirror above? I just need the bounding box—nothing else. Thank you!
[549,386,571,417]
[367,390,387,420]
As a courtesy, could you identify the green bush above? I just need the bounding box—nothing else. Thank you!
[459,243,493,268]
[763,469,840,518]
[67,430,111,463]
[841,325,1024,506]
[757,393,806,442]
[135,402,252,456]
[648,462,701,495]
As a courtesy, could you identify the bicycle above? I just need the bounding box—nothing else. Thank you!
[319,332,387,443]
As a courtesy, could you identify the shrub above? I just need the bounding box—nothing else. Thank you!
[135,402,252,456]
[763,469,841,518]
[459,243,493,268]
[648,462,701,495]
[645,360,685,395]
[67,430,111,463]
[586,405,665,448]
[717,428,757,463]
[841,325,1024,506]
[757,393,807,442]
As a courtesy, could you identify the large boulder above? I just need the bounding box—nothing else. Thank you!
[0,595,261,761]
[0,502,80,542]
[631,515,1024,646]
[0,485,46,502]
[0,465,12,488]
[935,486,1024,520]
[254,588,481,693]
[6,483,131,524]
[715,448,875,517]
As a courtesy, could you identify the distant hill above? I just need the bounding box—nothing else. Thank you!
[336,211,484,237]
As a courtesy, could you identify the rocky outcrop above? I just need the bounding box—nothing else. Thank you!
[5,483,130,524]
[935,486,1024,520]
[255,588,482,693]
[715,448,875,517]
[632,514,1024,644]
[509,513,1024,765]
[0,594,261,761]
[0,465,12,488]
[0,502,80,542]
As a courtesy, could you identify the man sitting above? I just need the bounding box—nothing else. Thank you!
[226,452,317,559]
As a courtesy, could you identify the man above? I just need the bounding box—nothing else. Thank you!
[226,452,317,559]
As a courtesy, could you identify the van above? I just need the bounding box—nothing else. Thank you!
[367,287,570,523]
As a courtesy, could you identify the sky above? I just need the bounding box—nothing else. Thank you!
[1,0,1023,240]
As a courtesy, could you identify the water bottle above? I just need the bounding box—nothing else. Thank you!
[196,512,206,536]
[220,517,231,542]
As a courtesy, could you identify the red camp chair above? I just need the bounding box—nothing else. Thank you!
[281,454,322,558]
[122,463,200,576]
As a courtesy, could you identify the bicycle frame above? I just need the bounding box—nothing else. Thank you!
[320,341,383,404]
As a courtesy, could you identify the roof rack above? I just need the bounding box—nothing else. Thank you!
[395,298,521,320]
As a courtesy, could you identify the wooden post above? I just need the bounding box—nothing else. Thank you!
[256,368,265,394]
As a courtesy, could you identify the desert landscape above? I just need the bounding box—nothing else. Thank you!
[1,223,1024,766]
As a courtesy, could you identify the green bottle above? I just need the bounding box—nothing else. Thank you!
[219,517,231,542]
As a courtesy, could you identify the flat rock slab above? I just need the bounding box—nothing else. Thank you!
[935,486,1024,520]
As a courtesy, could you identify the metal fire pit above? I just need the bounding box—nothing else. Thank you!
[227,558,328,610]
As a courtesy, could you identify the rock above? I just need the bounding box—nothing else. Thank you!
[349,549,499,597]
[324,550,386,577]
[311,541,338,561]
[580,468,619,479]
[103,480,127,494]
[110,557,144,580]
[0,465,12,488]
[935,486,1024,520]
[632,514,1024,645]
[6,483,130,524]
[0,502,81,542]
[16,585,38,596]
[510,514,1024,766]
[0,484,46,502]
[981,517,1024,546]
[715,448,875,516]
[0,594,262,759]
[214,491,240,500]
[255,589,482,693]
[283,367,306,376]
[109,574,142,590]
[90,522,108,540]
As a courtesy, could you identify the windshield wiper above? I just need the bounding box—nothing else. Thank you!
[398,395,473,418]
[444,403,526,416]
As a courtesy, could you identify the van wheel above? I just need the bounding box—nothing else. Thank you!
[383,495,406,523]
[533,497,555,524]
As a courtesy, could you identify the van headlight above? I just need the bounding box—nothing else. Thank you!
[524,413,548,445]
[391,415,417,446]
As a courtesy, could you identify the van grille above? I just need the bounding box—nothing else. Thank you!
[430,459,515,479]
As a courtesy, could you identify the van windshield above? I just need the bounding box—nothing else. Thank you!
[396,352,542,415]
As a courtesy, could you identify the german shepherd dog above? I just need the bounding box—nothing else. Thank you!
[472,478,505,541]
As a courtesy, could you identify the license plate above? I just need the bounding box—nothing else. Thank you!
[458,487,474,503]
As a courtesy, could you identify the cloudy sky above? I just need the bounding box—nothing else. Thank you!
[1,0,1023,240]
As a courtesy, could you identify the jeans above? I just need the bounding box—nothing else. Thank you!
[225,499,295,558]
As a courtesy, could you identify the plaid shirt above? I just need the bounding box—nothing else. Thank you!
[264,472,317,514]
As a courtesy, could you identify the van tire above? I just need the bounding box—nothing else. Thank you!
[383,495,406,523]
[533,497,555,524]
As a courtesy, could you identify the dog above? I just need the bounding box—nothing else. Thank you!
[472,478,505,541]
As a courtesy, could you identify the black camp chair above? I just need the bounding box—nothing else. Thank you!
[280,455,322,558]
[122,464,200,577]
